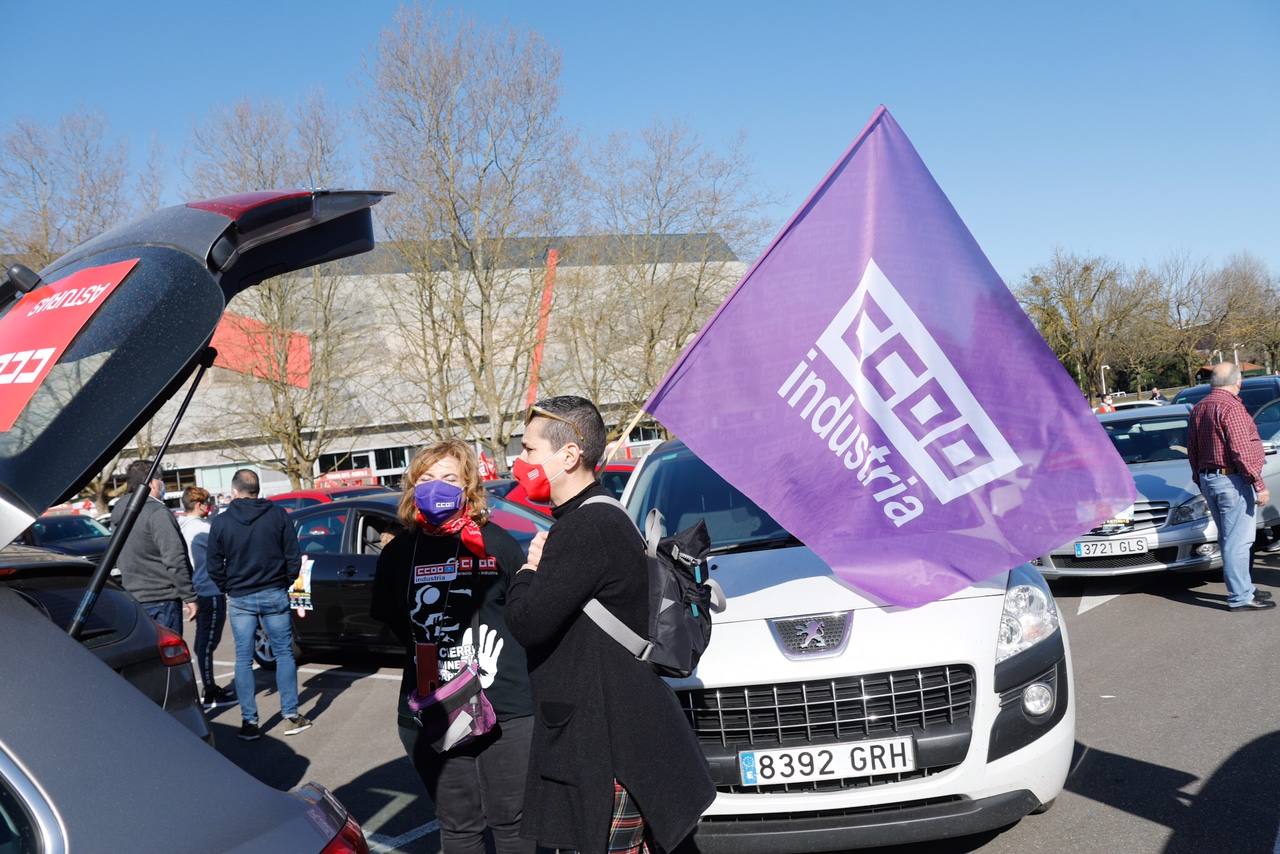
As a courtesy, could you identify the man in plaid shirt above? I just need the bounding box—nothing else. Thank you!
[1187,363,1276,610]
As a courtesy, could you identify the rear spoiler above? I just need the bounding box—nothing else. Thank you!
[43,189,389,300]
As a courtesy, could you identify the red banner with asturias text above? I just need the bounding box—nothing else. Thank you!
[0,259,138,431]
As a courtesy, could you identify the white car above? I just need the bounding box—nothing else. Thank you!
[623,440,1072,852]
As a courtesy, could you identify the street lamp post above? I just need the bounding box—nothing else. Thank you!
[1233,344,1241,367]
[1101,365,1110,397]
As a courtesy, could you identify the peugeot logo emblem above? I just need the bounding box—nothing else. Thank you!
[769,611,852,660]
[797,619,827,649]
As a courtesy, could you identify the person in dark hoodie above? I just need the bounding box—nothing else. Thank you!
[207,468,311,741]
[110,459,197,634]
[505,397,714,854]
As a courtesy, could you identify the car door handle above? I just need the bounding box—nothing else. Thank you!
[339,566,358,577]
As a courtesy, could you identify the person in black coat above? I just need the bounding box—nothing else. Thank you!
[506,397,714,854]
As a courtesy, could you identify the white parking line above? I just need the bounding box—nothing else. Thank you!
[1076,581,1140,615]
[368,821,439,852]
[212,660,402,682]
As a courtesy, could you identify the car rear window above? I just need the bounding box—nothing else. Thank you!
[628,447,789,549]
[1240,386,1280,414]
[0,247,223,518]
[1174,383,1280,415]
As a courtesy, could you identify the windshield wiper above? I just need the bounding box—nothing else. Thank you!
[709,535,803,556]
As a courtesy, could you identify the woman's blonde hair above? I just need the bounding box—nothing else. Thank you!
[398,440,490,529]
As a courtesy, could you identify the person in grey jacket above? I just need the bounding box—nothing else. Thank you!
[109,459,197,634]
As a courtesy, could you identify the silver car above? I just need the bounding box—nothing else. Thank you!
[1040,405,1222,578]
[1040,403,1280,578]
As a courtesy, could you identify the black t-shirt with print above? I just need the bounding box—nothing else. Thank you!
[371,522,532,723]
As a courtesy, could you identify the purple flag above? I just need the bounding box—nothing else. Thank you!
[645,107,1135,607]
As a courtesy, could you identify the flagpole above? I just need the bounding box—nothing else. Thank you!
[605,406,648,466]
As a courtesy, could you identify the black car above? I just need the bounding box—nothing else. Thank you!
[15,512,111,559]
[1172,375,1280,414]
[250,492,551,667]
[0,544,211,743]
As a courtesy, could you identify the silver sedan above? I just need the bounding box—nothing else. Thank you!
[1037,404,1280,578]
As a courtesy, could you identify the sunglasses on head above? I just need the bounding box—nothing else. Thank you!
[526,405,586,445]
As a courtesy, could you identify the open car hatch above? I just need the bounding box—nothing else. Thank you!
[0,189,387,548]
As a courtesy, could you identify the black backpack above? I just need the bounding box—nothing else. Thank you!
[577,495,724,678]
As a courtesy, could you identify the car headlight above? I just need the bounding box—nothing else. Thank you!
[995,564,1060,665]
[1168,495,1209,526]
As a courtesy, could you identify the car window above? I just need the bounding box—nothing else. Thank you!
[356,511,404,556]
[29,515,108,543]
[1255,401,1280,442]
[295,510,349,554]
[628,447,789,549]
[0,772,39,854]
[1173,387,1210,407]
[599,470,631,500]
[1101,416,1190,463]
[488,496,552,533]
[1239,385,1280,415]
[0,248,224,530]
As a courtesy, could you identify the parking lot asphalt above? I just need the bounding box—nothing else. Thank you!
[192,557,1280,854]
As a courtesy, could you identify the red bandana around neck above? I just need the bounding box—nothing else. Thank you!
[415,509,487,560]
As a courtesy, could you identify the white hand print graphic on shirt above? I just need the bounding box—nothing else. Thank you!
[460,624,504,689]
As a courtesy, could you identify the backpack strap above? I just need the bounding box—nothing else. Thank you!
[578,494,656,662]
[582,598,653,662]
[581,494,660,556]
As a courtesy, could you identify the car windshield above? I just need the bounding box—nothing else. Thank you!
[29,515,109,543]
[627,445,795,551]
[1102,416,1190,464]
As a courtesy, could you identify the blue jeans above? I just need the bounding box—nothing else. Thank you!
[143,599,183,634]
[228,588,299,723]
[1200,473,1257,607]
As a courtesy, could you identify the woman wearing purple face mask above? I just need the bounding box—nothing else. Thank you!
[370,440,534,854]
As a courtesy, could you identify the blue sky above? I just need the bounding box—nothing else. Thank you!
[4,0,1277,281]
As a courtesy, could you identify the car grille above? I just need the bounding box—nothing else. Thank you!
[677,665,975,794]
[1088,500,1169,533]
[1054,546,1179,570]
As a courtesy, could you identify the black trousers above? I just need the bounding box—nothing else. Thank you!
[399,714,535,854]
[194,594,226,691]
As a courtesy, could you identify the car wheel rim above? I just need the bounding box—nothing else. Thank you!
[254,625,275,662]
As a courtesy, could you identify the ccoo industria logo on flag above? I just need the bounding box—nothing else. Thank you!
[778,258,1020,528]
[645,107,1135,606]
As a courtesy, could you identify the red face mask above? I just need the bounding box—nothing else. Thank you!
[512,451,564,503]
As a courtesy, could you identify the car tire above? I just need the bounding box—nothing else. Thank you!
[251,623,303,670]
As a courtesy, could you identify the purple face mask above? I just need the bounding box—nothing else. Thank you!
[414,480,465,526]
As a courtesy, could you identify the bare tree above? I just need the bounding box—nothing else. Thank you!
[0,111,129,270]
[1016,251,1159,398]
[364,7,576,463]
[186,93,359,488]
[552,121,765,433]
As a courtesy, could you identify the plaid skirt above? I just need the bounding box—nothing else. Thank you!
[552,780,651,854]
[607,780,650,854]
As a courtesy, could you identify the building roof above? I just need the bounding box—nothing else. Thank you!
[335,233,738,274]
